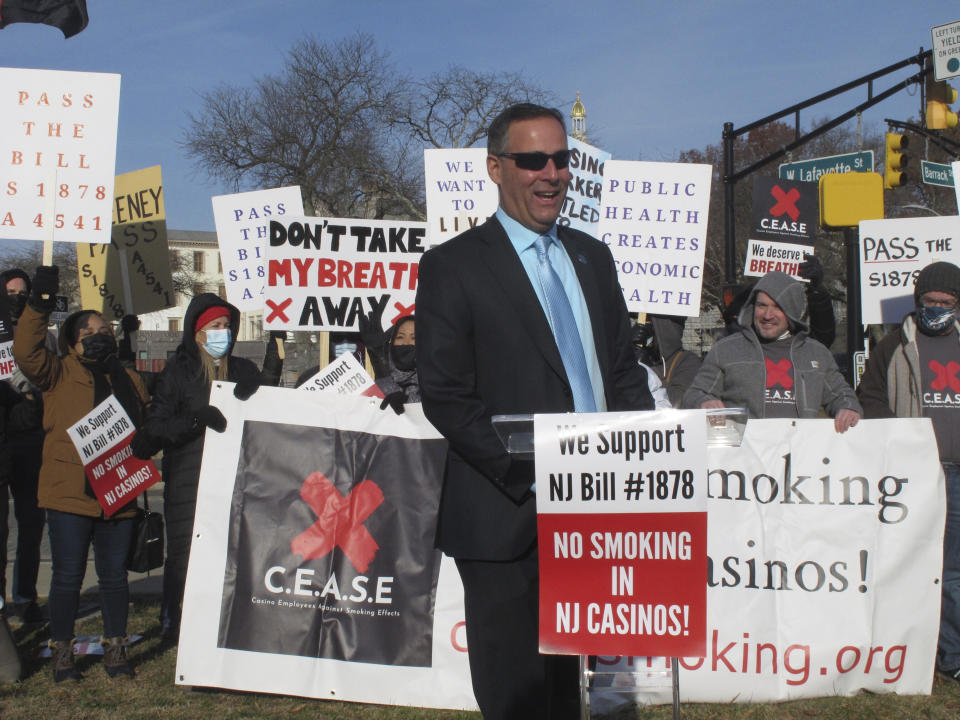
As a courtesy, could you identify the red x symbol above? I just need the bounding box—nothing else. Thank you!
[266,298,292,323]
[291,472,384,573]
[769,186,801,222]
[765,358,793,389]
[391,301,415,325]
[930,360,960,393]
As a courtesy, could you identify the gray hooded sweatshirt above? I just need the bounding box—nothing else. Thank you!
[682,272,861,419]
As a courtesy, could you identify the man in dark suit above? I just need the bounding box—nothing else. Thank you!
[417,103,653,719]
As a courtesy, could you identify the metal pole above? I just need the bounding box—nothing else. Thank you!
[844,227,864,378]
[671,657,681,720]
[723,122,736,285]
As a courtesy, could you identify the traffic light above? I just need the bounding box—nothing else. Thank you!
[926,76,958,130]
[884,132,908,189]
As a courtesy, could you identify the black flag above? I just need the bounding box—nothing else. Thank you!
[0,0,89,39]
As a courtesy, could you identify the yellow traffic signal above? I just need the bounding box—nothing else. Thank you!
[884,132,908,189]
[926,78,958,130]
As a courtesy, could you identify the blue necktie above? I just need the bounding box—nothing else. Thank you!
[534,235,597,412]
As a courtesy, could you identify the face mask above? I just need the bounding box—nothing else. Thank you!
[333,342,357,357]
[918,304,957,334]
[203,328,231,358]
[80,333,117,362]
[392,344,416,371]
[6,292,26,319]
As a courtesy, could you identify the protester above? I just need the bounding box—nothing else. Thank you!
[857,260,960,680]
[133,293,282,642]
[633,314,701,407]
[359,310,418,414]
[683,270,861,433]
[12,266,149,681]
[417,103,653,719]
[0,268,48,623]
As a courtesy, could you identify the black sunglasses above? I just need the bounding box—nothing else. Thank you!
[498,149,571,171]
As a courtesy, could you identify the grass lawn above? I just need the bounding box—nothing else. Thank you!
[1,597,959,719]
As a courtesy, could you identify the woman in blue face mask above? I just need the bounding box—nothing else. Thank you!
[132,293,282,642]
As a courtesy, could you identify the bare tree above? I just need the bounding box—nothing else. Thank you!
[0,241,80,308]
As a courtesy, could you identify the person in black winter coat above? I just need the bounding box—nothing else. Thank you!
[134,294,282,639]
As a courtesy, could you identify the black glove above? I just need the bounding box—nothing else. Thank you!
[121,315,141,334]
[380,390,405,415]
[798,254,824,288]
[233,379,260,401]
[194,405,227,433]
[29,266,58,313]
[130,431,156,460]
[358,308,390,376]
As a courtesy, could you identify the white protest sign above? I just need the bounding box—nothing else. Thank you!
[265,216,426,331]
[953,161,960,211]
[212,186,304,312]
[424,148,497,246]
[0,67,121,243]
[0,341,15,380]
[298,352,383,397]
[559,136,610,234]
[598,161,712,317]
[859,215,960,324]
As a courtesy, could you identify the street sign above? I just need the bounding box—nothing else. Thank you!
[778,151,874,182]
[931,20,960,81]
[921,160,955,187]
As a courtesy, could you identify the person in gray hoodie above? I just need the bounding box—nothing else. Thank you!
[683,271,861,433]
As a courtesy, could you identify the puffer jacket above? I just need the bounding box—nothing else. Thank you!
[683,272,861,419]
[11,305,148,517]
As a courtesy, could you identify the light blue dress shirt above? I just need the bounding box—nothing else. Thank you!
[496,208,606,412]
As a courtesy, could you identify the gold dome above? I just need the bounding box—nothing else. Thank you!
[572,91,585,118]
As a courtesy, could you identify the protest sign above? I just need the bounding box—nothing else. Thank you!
[177,385,477,710]
[66,396,159,516]
[743,177,817,279]
[598,161,712,317]
[953,161,960,210]
[858,215,960,324]
[0,306,15,380]
[424,148,497,246]
[560,136,610,234]
[265,217,426,331]
[535,409,707,658]
[212,186,304,312]
[76,165,174,319]
[0,67,120,243]
[297,352,383,397]
[590,418,942,708]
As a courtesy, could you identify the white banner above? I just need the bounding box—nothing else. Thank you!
[297,352,383,397]
[560,136,611,234]
[424,148,497,246]
[859,216,960,324]
[598,160,712,317]
[743,239,812,280]
[212,186,304,312]
[0,67,121,243]
[265,217,426,331]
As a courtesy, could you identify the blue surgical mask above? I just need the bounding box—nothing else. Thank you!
[918,305,957,335]
[333,342,357,357]
[203,328,231,358]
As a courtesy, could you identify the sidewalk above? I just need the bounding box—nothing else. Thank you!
[5,484,166,603]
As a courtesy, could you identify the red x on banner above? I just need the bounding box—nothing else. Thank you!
[391,301,415,325]
[769,185,801,222]
[930,360,960,393]
[291,472,384,573]
[765,358,793,389]
[266,298,292,323]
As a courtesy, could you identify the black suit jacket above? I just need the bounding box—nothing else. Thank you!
[416,217,653,561]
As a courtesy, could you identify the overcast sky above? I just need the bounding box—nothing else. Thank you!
[1,1,958,232]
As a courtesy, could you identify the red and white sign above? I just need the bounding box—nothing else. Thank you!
[0,341,15,380]
[297,352,384,398]
[66,396,159,516]
[534,409,708,658]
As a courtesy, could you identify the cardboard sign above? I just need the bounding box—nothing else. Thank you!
[298,352,384,398]
[265,217,426,331]
[744,177,817,279]
[0,67,120,243]
[560,136,610,234]
[66,396,159,516]
[598,161,712,317]
[424,148,497,246]
[535,409,707,657]
[858,216,960,324]
[212,186,304,312]
[76,165,174,319]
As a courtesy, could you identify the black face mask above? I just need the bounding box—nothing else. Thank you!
[80,333,117,362]
[6,292,27,320]
[392,344,416,371]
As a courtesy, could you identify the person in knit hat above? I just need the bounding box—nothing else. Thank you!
[859,259,960,680]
